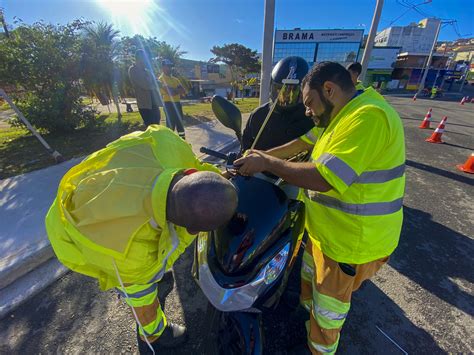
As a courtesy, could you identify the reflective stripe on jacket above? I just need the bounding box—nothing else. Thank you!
[304,88,405,264]
[45,125,219,290]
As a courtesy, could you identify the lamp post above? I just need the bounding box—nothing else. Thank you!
[259,0,275,105]
[360,0,384,83]
[459,57,471,93]
[416,19,442,96]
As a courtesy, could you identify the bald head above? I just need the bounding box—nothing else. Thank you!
[166,171,238,232]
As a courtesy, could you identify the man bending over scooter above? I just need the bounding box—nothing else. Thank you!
[45,125,238,354]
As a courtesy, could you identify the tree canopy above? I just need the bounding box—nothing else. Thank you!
[0,19,189,133]
[210,43,260,74]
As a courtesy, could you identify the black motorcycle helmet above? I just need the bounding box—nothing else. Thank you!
[271,56,309,109]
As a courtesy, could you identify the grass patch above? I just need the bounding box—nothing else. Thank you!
[181,97,259,117]
[0,102,11,111]
[0,120,141,179]
[0,98,259,179]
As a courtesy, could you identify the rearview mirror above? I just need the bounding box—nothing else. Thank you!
[211,95,242,142]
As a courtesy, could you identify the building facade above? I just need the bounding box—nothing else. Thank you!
[391,52,450,90]
[178,59,233,97]
[273,29,364,67]
[357,47,401,88]
[374,18,441,55]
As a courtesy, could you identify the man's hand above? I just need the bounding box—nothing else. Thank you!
[235,149,332,192]
[234,150,270,176]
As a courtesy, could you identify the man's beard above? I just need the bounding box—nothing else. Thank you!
[313,97,334,128]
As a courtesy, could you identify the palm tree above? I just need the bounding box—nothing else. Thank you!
[81,22,122,121]
[155,42,187,66]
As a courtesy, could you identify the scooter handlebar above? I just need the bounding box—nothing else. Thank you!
[200,147,229,161]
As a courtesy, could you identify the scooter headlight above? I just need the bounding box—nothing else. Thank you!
[253,242,290,286]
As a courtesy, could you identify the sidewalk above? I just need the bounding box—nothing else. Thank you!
[0,117,247,318]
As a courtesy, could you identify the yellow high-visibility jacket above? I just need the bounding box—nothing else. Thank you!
[45,125,219,290]
[303,88,406,264]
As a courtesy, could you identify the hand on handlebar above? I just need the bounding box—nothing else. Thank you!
[233,150,269,176]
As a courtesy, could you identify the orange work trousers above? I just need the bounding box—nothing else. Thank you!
[300,239,388,354]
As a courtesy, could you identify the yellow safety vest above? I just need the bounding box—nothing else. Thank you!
[304,88,405,264]
[159,73,182,102]
[45,125,219,290]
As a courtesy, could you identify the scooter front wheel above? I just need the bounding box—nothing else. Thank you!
[202,302,261,355]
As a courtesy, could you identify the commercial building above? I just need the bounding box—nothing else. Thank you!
[273,29,364,67]
[391,52,450,90]
[375,18,441,55]
[178,59,233,97]
[357,47,401,88]
[436,38,474,82]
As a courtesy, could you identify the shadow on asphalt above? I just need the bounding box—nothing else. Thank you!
[340,281,444,355]
[441,141,474,151]
[392,206,474,318]
[406,160,474,186]
[0,274,132,354]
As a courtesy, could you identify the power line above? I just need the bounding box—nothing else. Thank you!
[389,1,471,40]
[388,0,432,26]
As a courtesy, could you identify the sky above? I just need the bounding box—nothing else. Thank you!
[1,0,473,61]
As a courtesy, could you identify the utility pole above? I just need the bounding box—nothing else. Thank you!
[416,19,442,96]
[259,0,275,105]
[360,0,384,83]
[459,58,471,93]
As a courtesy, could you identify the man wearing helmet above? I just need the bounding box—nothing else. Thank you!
[241,56,315,151]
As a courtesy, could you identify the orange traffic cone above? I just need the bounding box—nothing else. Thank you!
[413,93,417,101]
[426,116,447,144]
[419,108,432,129]
[460,96,466,105]
[456,153,474,174]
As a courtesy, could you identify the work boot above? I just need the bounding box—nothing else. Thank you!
[155,323,188,348]
[137,323,188,354]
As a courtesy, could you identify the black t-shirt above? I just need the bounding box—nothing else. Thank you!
[242,102,314,151]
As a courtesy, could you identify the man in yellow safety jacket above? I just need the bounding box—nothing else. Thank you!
[235,62,405,354]
[159,59,187,140]
[45,125,238,354]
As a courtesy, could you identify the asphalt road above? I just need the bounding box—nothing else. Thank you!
[0,96,473,354]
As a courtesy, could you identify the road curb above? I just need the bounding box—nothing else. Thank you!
[0,258,67,318]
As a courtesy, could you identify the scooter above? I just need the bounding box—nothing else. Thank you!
[192,96,306,354]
